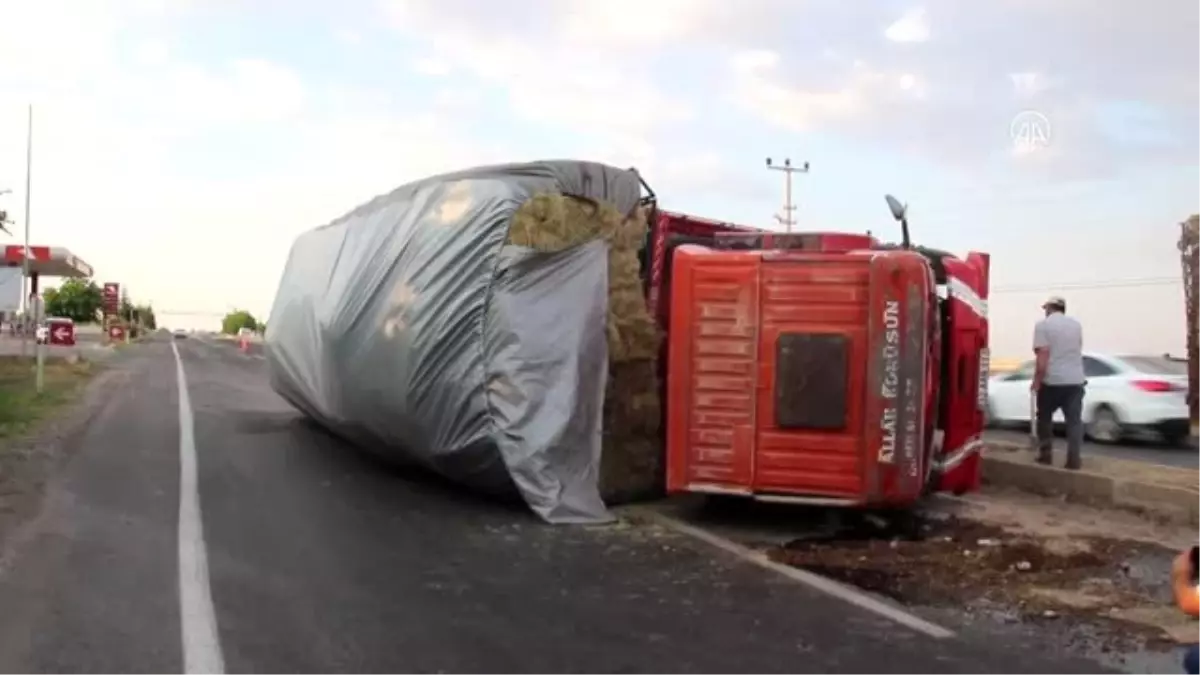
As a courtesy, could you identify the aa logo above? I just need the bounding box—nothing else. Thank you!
[1010,110,1052,153]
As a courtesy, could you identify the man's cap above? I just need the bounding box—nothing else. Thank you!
[1042,295,1066,308]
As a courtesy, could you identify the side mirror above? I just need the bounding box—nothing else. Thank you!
[884,194,912,249]
[884,194,907,222]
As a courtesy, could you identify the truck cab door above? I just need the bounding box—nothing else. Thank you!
[935,254,989,494]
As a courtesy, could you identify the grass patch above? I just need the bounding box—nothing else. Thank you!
[0,356,98,440]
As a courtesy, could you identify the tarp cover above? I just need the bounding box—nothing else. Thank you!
[266,161,645,524]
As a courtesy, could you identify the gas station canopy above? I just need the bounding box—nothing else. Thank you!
[2,245,93,278]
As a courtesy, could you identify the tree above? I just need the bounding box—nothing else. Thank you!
[120,294,133,323]
[43,278,103,323]
[135,304,157,330]
[221,309,258,335]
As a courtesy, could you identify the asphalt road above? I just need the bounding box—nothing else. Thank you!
[0,336,1108,674]
[984,429,1198,469]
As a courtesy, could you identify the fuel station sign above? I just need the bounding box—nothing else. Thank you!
[103,282,120,316]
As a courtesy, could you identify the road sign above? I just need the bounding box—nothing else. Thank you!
[103,282,120,316]
[108,324,125,342]
[48,320,74,346]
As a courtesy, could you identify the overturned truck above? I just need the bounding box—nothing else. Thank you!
[266,161,660,524]
[267,160,992,525]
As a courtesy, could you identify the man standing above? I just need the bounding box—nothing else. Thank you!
[1031,296,1086,469]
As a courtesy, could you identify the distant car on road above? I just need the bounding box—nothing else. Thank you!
[173,329,188,339]
[986,353,1191,446]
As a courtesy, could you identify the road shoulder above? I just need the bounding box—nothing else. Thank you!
[0,340,183,673]
[983,441,1199,525]
[0,354,129,547]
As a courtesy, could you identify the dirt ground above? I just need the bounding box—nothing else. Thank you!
[764,489,1198,651]
[950,487,1196,550]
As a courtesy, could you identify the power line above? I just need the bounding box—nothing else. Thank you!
[991,277,1181,294]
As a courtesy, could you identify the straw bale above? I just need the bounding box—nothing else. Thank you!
[506,194,661,364]
[506,193,665,504]
[599,360,664,504]
[506,193,623,252]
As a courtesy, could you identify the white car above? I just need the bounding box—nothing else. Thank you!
[985,352,1191,446]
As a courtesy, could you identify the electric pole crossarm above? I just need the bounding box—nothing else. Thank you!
[765,157,810,233]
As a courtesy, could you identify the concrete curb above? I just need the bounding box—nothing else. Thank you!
[983,443,1199,526]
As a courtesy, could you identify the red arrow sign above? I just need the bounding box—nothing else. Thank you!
[52,326,70,341]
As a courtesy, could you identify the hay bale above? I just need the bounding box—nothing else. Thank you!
[507,193,664,504]
[506,194,660,362]
[600,360,664,504]
[507,193,621,252]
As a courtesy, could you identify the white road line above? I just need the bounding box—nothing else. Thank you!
[635,508,956,640]
[171,342,226,674]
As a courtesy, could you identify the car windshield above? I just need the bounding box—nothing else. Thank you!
[1117,355,1188,376]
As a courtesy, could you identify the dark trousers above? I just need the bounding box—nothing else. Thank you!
[1185,643,1198,675]
[1036,384,1085,468]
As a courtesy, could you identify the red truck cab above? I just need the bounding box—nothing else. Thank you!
[648,202,990,507]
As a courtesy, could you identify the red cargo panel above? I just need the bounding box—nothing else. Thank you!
[753,256,870,499]
[647,210,763,330]
[665,246,759,493]
[668,246,934,508]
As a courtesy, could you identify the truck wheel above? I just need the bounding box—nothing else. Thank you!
[1087,406,1123,444]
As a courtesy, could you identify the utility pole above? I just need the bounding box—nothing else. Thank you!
[765,157,809,233]
[1179,215,1198,434]
[22,105,44,393]
[14,104,44,393]
[20,105,34,370]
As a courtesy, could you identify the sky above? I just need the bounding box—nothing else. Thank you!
[0,0,1195,357]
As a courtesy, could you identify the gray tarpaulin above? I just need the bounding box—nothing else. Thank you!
[265,161,644,524]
